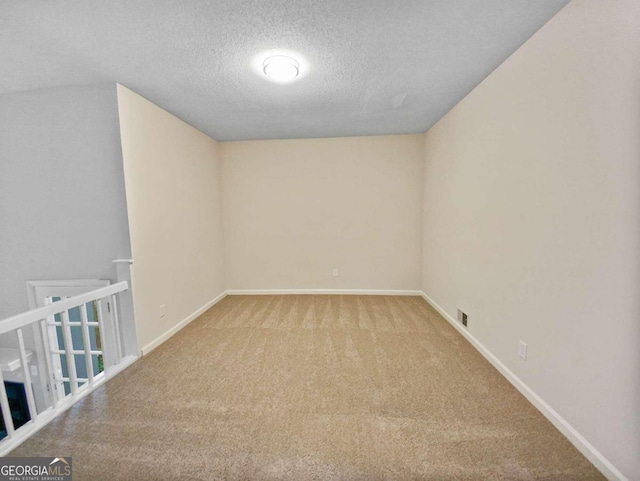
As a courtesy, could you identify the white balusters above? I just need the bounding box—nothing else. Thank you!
[16,329,37,427]
[59,306,78,394]
[96,299,109,371]
[79,303,95,385]
[0,280,131,453]
[38,319,58,408]
[110,295,123,362]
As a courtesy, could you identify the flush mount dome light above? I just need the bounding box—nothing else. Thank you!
[263,55,299,82]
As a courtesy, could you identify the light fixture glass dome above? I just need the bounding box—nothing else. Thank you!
[263,55,300,82]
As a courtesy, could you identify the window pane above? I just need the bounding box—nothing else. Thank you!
[59,353,69,378]
[90,326,102,351]
[70,326,84,350]
[55,326,65,350]
[67,306,81,323]
[74,354,88,379]
[92,354,104,374]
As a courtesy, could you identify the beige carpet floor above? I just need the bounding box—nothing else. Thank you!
[11,295,604,480]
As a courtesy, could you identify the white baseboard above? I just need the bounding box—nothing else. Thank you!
[141,289,418,354]
[134,287,624,480]
[140,291,227,356]
[420,292,627,481]
[226,289,422,296]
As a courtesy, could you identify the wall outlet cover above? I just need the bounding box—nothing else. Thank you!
[518,340,528,360]
[457,309,468,327]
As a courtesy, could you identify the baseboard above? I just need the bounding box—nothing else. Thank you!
[420,292,627,481]
[141,291,227,356]
[226,289,422,296]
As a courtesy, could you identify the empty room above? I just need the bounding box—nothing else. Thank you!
[0,0,638,480]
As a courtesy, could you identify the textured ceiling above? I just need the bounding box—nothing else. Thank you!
[0,1,568,141]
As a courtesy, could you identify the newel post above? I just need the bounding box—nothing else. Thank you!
[112,259,139,357]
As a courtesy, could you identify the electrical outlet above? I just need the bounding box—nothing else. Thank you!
[333,268,339,277]
[30,365,38,377]
[160,304,166,318]
[518,340,528,360]
[457,309,468,327]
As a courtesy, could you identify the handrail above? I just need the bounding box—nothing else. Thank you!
[112,259,133,265]
[0,281,128,335]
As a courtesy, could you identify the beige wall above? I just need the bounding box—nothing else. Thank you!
[421,1,639,479]
[221,135,423,292]
[117,85,226,353]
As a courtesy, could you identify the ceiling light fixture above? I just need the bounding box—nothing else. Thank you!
[263,55,299,82]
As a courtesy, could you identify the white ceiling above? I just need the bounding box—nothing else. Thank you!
[0,1,568,141]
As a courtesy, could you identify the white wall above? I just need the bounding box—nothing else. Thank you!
[117,85,226,354]
[421,1,639,479]
[0,84,132,318]
[221,135,423,292]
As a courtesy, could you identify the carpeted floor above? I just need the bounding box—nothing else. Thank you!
[10,295,604,480]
